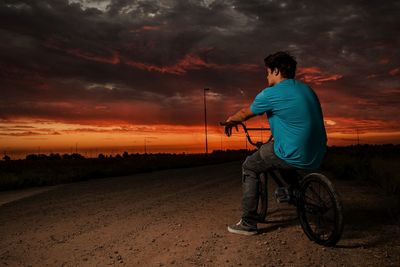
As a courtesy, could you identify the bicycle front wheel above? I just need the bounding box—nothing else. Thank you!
[297,173,344,246]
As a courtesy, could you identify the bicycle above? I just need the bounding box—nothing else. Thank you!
[221,121,344,246]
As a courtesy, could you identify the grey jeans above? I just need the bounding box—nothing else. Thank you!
[241,142,294,228]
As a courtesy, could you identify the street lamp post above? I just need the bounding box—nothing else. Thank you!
[204,88,210,155]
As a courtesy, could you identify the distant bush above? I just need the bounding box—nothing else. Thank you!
[49,153,62,160]
[62,153,85,160]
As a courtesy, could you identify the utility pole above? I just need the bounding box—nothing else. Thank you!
[204,88,210,155]
[356,128,360,145]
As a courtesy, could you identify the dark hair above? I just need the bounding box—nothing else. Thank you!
[264,51,297,79]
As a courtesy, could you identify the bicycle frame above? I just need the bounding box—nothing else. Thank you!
[230,122,299,190]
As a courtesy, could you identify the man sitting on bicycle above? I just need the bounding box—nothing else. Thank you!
[223,51,327,235]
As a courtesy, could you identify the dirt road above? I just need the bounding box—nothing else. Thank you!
[0,161,399,266]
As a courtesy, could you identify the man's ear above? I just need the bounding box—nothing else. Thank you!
[273,69,280,76]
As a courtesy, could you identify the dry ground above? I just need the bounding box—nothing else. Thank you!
[0,161,399,266]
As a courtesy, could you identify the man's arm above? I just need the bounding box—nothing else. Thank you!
[226,107,256,122]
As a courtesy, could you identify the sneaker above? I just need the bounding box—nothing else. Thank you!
[227,219,258,236]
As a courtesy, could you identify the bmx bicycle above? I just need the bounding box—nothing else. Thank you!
[222,121,344,246]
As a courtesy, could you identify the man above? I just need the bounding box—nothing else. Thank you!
[223,51,327,235]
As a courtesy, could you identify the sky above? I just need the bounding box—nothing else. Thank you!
[0,0,399,157]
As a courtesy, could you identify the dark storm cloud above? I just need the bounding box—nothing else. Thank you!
[0,0,399,130]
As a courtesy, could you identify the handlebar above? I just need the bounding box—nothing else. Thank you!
[220,121,272,149]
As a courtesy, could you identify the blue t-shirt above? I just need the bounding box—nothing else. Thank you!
[250,79,327,169]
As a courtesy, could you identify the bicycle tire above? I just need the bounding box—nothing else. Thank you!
[297,173,344,246]
[256,173,268,222]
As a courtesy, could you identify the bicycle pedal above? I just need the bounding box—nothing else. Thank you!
[274,187,291,203]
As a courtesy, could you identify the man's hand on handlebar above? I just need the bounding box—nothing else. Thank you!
[220,121,240,137]
[220,120,272,148]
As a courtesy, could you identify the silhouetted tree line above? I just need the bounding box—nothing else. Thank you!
[15,149,251,161]
[5,145,396,162]
[25,153,85,160]
[212,149,251,154]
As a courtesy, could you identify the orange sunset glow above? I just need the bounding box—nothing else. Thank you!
[1,1,399,159]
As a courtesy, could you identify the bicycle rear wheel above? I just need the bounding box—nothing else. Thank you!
[297,173,344,246]
[256,173,268,222]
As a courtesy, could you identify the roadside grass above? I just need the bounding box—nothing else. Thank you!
[322,145,400,195]
[1,145,399,196]
[369,157,400,194]
[0,152,248,191]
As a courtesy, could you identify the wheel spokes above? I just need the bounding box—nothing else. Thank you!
[303,181,337,241]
